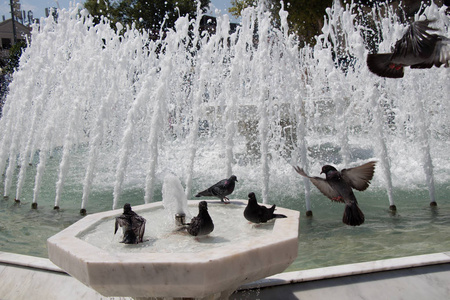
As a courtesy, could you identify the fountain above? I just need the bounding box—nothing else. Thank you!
[0,0,449,297]
[0,2,448,212]
[47,176,300,298]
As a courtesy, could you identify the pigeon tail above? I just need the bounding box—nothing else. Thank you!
[195,190,211,197]
[269,204,276,213]
[342,202,365,226]
[270,204,287,219]
[273,213,287,219]
[121,230,138,244]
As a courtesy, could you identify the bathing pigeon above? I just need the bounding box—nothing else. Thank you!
[293,161,376,226]
[187,201,214,236]
[195,175,238,203]
[114,203,146,244]
[244,192,287,224]
[367,20,450,78]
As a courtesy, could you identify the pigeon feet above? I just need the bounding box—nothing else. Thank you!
[389,63,402,70]
[332,196,344,202]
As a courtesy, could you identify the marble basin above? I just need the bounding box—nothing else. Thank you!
[47,200,299,298]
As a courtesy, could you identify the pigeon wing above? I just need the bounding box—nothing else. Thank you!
[341,161,376,191]
[131,215,146,243]
[196,179,225,197]
[258,205,271,223]
[187,217,200,236]
[210,179,228,196]
[393,20,439,61]
[114,215,129,234]
[411,38,450,68]
[114,219,119,234]
[293,166,340,200]
[366,53,404,78]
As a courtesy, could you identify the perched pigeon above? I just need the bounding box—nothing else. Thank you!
[195,175,238,203]
[187,201,214,236]
[244,192,287,224]
[367,20,450,78]
[114,203,146,244]
[293,161,376,226]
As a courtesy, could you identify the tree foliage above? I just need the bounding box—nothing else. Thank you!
[83,0,117,25]
[229,0,256,17]
[84,0,211,32]
[229,0,333,45]
[4,41,27,73]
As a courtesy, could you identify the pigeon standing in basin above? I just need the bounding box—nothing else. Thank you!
[367,20,450,78]
[114,203,146,244]
[187,201,214,236]
[195,175,238,203]
[244,192,287,224]
[293,161,376,226]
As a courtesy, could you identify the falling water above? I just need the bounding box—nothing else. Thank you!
[368,85,395,209]
[0,2,448,217]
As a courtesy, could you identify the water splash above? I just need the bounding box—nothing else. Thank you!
[162,173,191,221]
[0,2,448,214]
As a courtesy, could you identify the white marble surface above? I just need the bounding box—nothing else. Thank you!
[233,261,450,300]
[240,251,450,290]
[2,251,450,300]
[47,200,300,298]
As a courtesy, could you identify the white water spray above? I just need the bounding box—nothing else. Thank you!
[0,2,448,214]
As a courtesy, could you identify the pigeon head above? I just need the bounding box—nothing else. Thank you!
[248,192,257,202]
[229,175,238,182]
[321,165,337,175]
[123,203,132,213]
[199,201,208,211]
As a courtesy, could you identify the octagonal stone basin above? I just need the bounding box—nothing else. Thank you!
[47,200,299,298]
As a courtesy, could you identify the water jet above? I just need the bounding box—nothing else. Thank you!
[0,0,449,290]
[175,212,187,226]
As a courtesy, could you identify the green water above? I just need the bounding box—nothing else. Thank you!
[1,168,449,272]
[287,186,450,271]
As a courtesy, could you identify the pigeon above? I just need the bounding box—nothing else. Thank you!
[244,192,287,224]
[293,161,376,226]
[114,203,146,244]
[195,175,238,203]
[186,201,214,236]
[367,20,450,78]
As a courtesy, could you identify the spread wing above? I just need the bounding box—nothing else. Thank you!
[341,161,376,191]
[293,166,340,200]
[393,20,439,61]
[114,215,129,234]
[131,215,146,243]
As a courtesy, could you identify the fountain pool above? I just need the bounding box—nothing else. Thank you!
[79,202,278,254]
[2,172,450,272]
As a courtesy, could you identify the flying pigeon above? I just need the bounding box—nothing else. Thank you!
[187,201,214,236]
[195,175,238,203]
[244,192,287,224]
[367,20,450,78]
[114,203,146,244]
[293,161,376,226]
